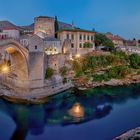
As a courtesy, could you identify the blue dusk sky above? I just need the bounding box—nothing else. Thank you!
[0,0,140,39]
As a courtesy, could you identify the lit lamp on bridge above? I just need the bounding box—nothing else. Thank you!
[1,64,10,74]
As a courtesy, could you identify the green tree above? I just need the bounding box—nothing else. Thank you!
[107,66,129,79]
[83,42,93,48]
[45,68,54,79]
[72,60,83,77]
[129,54,140,69]
[55,16,59,38]
[95,33,114,50]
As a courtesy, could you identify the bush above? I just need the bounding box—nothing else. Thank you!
[72,59,84,77]
[107,66,129,79]
[129,54,140,69]
[45,68,54,79]
[59,66,68,76]
[83,42,93,48]
[72,53,132,79]
[63,78,67,84]
[93,73,110,82]
[95,33,115,50]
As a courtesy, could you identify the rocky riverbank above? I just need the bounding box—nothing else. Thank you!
[114,127,140,140]
[74,75,140,90]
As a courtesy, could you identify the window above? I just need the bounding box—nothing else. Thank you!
[87,35,90,40]
[71,34,74,40]
[71,43,74,48]
[91,36,94,40]
[79,34,82,40]
[67,34,69,39]
[84,35,86,40]
[35,45,37,50]
[79,43,82,48]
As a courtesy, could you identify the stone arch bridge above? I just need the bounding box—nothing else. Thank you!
[0,39,44,90]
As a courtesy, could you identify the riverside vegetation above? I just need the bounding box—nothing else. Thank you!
[72,51,140,89]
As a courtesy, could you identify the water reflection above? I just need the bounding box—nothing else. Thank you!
[68,103,85,122]
[0,84,140,140]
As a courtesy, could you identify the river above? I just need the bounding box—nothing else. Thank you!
[0,84,140,140]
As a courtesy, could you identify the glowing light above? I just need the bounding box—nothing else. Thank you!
[75,54,80,58]
[69,103,84,119]
[74,105,81,113]
[1,65,10,74]
[70,54,73,61]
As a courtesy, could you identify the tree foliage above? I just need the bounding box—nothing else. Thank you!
[59,66,68,76]
[45,68,54,79]
[83,42,93,48]
[92,66,129,82]
[95,33,114,50]
[55,16,59,38]
[129,54,140,69]
[107,66,129,79]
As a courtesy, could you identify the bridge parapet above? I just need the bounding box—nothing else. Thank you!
[0,38,29,54]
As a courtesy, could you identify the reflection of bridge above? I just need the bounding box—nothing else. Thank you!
[1,82,139,140]
[0,92,113,140]
[0,39,44,90]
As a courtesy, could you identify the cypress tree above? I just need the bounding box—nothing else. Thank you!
[55,16,59,38]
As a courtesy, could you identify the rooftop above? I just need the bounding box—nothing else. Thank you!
[0,21,19,30]
[57,28,95,33]
[43,37,60,41]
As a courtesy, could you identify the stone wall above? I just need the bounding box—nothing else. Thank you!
[44,54,70,74]
[28,52,44,88]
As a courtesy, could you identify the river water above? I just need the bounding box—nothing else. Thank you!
[1,84,140,140]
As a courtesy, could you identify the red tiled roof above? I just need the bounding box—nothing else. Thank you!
[3,27,19,30]
[107,35,124,41]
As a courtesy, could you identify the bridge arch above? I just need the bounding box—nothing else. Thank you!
[0,40,29,88]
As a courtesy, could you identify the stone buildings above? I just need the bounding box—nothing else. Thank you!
[0,21,20,39]
[33,16,95,56]
[0,16,95,92]
[57,29,95,56]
